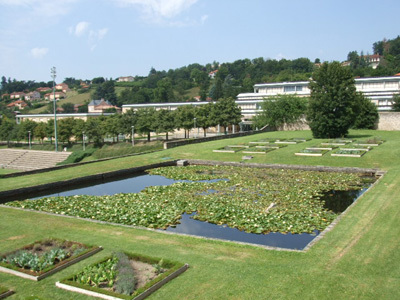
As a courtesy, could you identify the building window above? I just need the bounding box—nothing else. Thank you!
[284,86,296,92]
[296,86,303,91]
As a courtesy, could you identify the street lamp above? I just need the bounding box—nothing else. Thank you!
[82,131,85,151]
[28,131,31,149]
[51,66,58,152]
[193,117,197,138]
[131,126,135,146]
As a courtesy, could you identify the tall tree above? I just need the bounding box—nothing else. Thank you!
[307,61,357,138]
[175,105,196,138]
[155,109,175,141]
[211,97,242,134]
[135,108,157,141]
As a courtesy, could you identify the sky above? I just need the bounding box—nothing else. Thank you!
[0,0,399,83]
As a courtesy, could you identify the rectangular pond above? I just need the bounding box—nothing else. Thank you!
[4,168,376,251]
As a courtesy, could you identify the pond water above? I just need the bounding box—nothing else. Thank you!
[12,172,372,250]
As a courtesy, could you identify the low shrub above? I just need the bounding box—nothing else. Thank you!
[57,148,96,165]
[115,252,136,295]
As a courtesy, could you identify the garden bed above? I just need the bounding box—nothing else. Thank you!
[213,145,248,153]
[242,147,276,154]
[295,149,329,157]
[321,139,353,146]
[306,144,338,151]
[354,137,384,147]
[0,238,102,281]
[331,149,367,158]
[248,138,276,145]
[56,252,188,300]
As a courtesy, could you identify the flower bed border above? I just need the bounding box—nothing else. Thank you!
[242,147,275,154]
[56,252,189,300]
[0,239,102,281]
[331,150,367,158]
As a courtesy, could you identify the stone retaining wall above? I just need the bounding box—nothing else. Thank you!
[377,112,400,130]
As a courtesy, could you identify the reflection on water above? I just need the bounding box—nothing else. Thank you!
[163,213,318,250]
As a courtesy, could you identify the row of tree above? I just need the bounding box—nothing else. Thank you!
[0,98,241,146]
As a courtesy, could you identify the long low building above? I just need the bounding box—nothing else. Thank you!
[16,112,115,124]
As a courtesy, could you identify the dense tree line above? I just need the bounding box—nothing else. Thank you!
[0,98,241,145]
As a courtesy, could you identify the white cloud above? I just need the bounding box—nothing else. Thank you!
[89,28,109,51]
[74,21,90,37]
[30,47,49,59]
[115,0,198,23]
[69,21,109,51]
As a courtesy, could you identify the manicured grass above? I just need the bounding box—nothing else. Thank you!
[0,168,19,175]
[0,129,400,299]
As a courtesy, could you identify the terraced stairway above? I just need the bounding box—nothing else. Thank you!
[0,149,71,171]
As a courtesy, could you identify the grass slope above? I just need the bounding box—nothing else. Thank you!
[0,129,399,299]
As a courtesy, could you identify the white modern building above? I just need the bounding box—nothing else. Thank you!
[236,75,400,117]
[122,76,400,122]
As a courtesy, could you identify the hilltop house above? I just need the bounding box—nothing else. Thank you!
[44,92,66,100]
[7,100,28,110]
[117,76,135,82]
[10,92,26,100]
[55,83,70,93]
[88,99,120,113]
[25,91,41,101]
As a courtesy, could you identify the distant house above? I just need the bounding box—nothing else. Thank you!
[88,99,121,113]
[7,100,28,109]
[208,70,218,79]
[362,54,382,69]
[36,87,52,93]
[117,76,135,82]
[10,92,26,100]
[55,83,70,93]
[25,91,41,101]
[44,92,66,100]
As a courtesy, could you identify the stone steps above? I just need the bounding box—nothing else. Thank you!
[0,149,71,171]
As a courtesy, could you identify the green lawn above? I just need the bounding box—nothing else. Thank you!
[0,129,399,299]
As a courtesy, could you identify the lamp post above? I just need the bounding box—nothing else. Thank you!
[193,117,197,138]
[28,131,31,149]
[51,66,58,152]
[131,126,135,146]
[82,131,85,151]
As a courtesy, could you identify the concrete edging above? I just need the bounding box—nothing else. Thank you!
[0,246,103,281]
[56,263,189,300]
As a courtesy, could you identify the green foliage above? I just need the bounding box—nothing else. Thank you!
[307,62,357,138]
[61,102,75,113]
[1,248,69,272]
[57,148,96,165]
[391,94,400,111]
[211,97,242,134]
[92,80,117,105]
[73,257,118,288]
[115,252,136,295]
[352,93,379,129]
[253,95,308,130]
[7,165,366,234]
